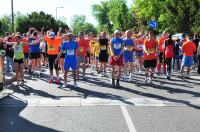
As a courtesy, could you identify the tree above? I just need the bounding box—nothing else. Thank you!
[0,15,12,34]
[92,1,113,33]
[70,15,97,35]
[92,0,136,33]
[15,11,69,34]
[132,0,200,33]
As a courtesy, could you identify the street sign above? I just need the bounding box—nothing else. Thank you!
[148,20,158,29]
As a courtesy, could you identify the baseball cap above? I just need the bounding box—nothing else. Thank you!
[114,30,120,34]
[49,32,55,38]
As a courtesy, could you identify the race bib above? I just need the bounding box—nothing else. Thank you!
[15,46,22,53]
[67,49,75,55]
[126,46,133,51]
[49,45,55,51]
[137,44,143,49]
[147,48,155,54]
[101,45,107,50]
[113,43,121,49]
[78,47,84,52]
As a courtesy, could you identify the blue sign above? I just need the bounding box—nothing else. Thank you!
[148,20,158,29]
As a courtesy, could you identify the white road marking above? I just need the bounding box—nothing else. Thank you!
[121,105,137,132]
[0,96,200,107]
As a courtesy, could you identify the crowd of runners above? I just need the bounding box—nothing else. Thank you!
[0,27,200,88]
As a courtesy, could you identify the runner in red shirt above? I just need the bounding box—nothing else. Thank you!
[143,31,158,84]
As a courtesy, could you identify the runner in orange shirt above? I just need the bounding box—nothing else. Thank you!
[45,27,66,84]
[179,33,196,78]
[143,31,158,84]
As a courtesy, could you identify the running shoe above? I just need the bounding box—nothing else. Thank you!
[49,79,53,83]
[62,83,67,88]
[55,79,60,84]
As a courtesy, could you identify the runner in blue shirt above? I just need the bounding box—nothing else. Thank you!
[55,33,79,88]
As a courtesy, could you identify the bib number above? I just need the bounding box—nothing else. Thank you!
[67,49,74,55]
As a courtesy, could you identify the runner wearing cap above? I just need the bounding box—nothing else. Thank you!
[110,30,124,87]
[123,30,136,81]
[143,31,158,84]
[45,27,63,84]
[179,33,196,78]
[55,33,78,88]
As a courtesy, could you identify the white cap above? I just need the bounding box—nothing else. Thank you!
[114,30,120,34]
[49,32,55,38]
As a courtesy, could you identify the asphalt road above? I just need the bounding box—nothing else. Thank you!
[0,67,200,132]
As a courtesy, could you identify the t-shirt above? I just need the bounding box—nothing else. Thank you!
[158,37,166,52]
[111,37,123,56]
[5,42,14,58]
[182,41,196,56]
[61,40,78,59]
[76,38,89,57]
[90,41,96,55]
[144,39,158,60]
[22,37,29,54]
[14,43,24,60]
[164,39,174,58]
[45,36,62,55]
[94,42,100,57]
[29,37,40,53]
[99,38,108,54]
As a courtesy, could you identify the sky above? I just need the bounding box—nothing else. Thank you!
[0,0,133,26]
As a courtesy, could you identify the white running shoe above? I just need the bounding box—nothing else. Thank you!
[129,73,133,81]
[100,72,104,77]
[148,79,153,84]
[62,83,67,88]
[123,75,127,81]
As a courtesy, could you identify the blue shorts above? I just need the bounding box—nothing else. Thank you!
[64,58,77,71]
[123,51,135,63]
[182,56,193,67]
[135,51,144,57]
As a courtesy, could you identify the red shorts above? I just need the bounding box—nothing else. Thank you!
[110,56,123,66]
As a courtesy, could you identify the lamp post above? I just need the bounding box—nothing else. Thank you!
[11,0,14,32]
[56,7,63,20]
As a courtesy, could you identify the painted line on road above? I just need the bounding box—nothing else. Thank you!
[1,96,200,107]
[121,105,137,132]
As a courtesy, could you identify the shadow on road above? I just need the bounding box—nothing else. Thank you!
[0,95,59,132]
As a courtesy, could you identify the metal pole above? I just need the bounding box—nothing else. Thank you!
[11,0,14,32]
[56,7,57,20]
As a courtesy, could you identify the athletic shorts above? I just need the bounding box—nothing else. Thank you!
[182,56,193,67]
[99,52,108,62]
[14,58,24,64]
[144,59,157,68]
[123,52,135,63]
[77,56,86,65]
[24,53,29,59]
[48,55,58,71]
[64,58,77,71]
[30,52,40,59]
[110,56,123,66]
[135,51,144,57]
